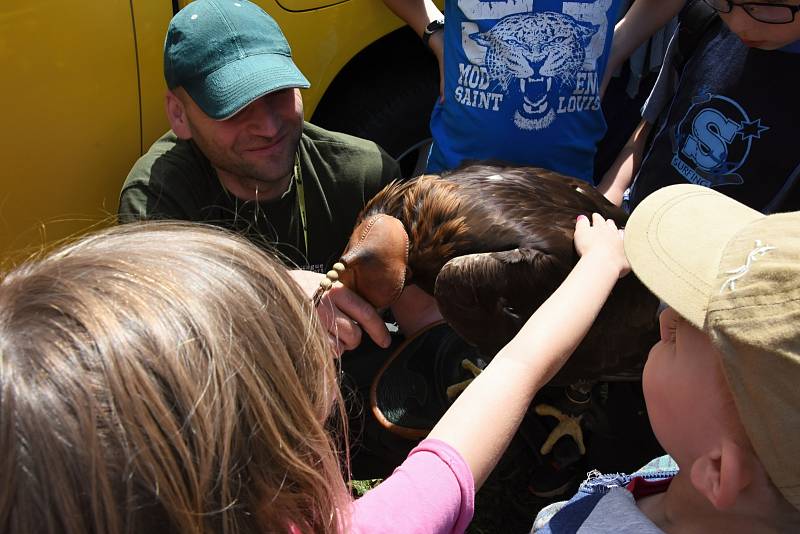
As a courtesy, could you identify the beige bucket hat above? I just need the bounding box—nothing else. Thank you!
[625,184,800,511]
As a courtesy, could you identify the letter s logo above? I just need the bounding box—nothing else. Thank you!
[681,109,739,172]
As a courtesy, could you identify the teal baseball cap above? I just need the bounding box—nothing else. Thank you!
[164,0,310,120]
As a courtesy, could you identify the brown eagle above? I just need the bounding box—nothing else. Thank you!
[337,163,658,385]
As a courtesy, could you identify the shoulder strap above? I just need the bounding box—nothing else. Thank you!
[676,0,721,69]
[764,161,800,214]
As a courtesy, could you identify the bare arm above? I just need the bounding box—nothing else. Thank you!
[601,0,686,96]
[390,284,443,337]
[427,214,630,489]
[382,0,442,36]
[382,0,445,99]
[597,119,653,206]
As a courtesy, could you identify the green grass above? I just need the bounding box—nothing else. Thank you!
[350,478,383,498]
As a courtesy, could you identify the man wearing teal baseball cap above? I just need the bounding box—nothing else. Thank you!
[119,0,398,354]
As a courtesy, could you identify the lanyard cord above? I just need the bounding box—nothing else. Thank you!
[294,153,309,259]
[222,152,308,260]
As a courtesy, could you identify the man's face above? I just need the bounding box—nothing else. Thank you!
[642,307,738,466]
[720,1,800,50]
[180,88,304,199]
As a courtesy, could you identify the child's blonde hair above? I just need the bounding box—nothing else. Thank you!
[0,222,351,533]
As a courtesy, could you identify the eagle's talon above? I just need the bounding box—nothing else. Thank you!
[446,359,485,400]
[534,403,586,456]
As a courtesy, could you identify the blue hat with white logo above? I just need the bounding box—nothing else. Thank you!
[164,0,310,119]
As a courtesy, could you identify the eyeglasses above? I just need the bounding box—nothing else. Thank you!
[702,0,800,24]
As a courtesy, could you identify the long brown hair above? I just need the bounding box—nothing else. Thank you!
[0,222,350,534]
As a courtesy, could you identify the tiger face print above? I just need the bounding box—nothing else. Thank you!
[471,12,597,130]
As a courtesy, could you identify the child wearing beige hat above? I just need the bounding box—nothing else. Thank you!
[534,183,800,533]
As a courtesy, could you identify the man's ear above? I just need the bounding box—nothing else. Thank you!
[690,439,753,510]
[165,90,192,139]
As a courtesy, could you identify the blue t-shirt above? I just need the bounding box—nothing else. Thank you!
[428,0,624,182]
[781,39,800,54]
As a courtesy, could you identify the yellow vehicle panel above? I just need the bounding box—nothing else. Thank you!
[265,0,405,112]
[1,0,416,264]
[132,1,176,151]
[0,0,141,261]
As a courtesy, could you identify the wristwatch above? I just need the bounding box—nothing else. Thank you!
[422,19,444,48]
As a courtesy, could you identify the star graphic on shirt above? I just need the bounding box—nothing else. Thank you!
[737,118,770,141]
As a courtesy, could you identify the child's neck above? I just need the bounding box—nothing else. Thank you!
[637,471,800,534]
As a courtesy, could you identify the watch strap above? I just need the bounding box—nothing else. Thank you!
[422,19,444,48]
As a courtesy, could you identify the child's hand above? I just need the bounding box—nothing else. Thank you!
[574,213,630,278]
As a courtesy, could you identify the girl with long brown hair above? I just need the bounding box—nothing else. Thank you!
[0,215,628,533]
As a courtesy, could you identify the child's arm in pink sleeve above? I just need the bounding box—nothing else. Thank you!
[350,438,475,534]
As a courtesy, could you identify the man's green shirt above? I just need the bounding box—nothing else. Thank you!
[119,123,400,272]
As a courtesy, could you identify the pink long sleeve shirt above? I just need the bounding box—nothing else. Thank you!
[350,439,475,533]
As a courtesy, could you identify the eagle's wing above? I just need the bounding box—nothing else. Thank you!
[434,248,660,384]
[433,248,570,358]
[571,271,660,382]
